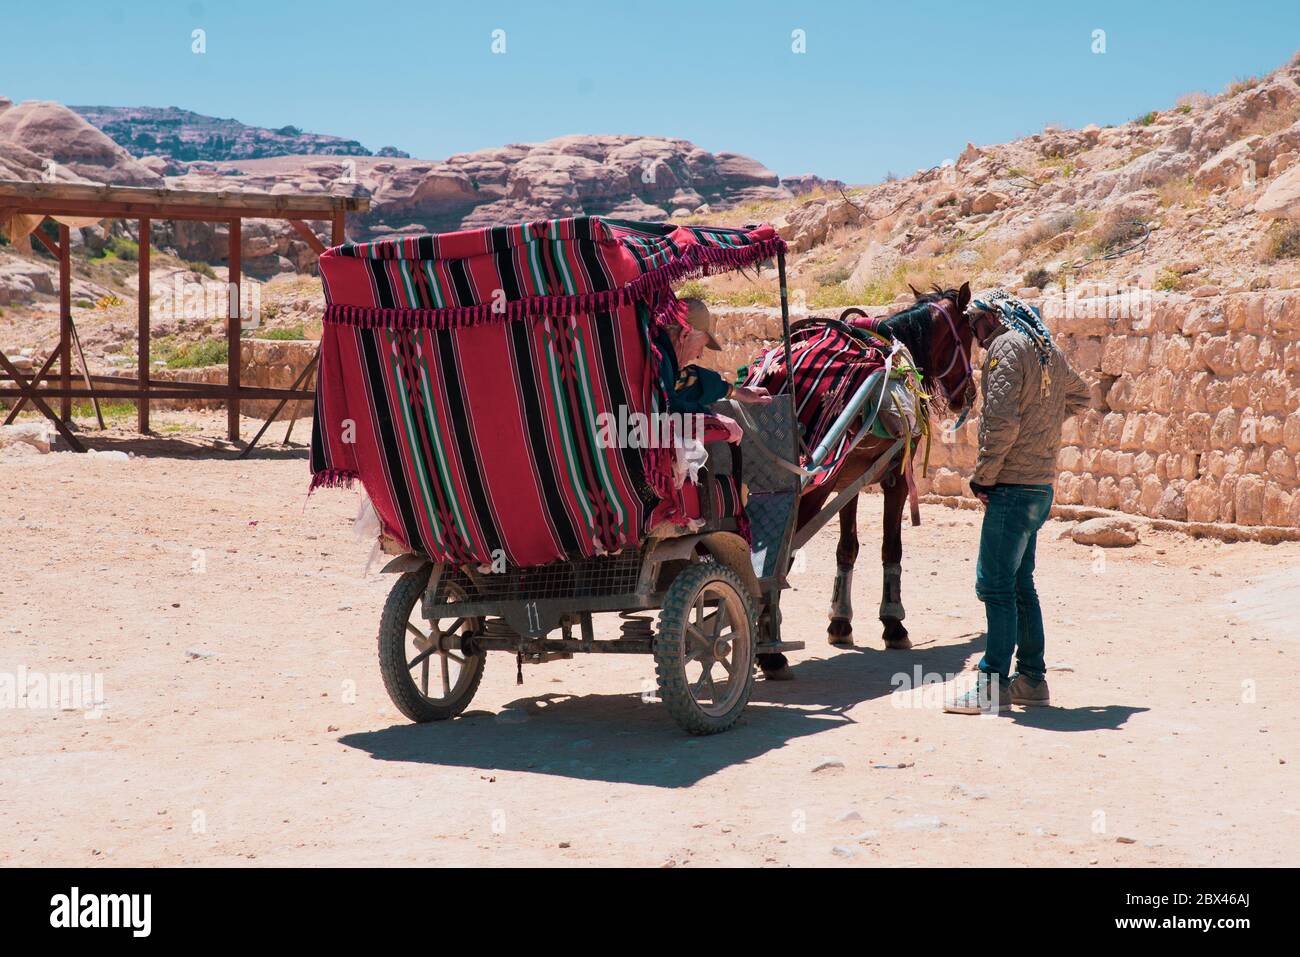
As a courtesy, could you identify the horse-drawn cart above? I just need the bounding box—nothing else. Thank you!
[309,217,923,733]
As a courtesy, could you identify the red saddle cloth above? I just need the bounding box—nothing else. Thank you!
[309,216,782,568]
[742,321,891,488]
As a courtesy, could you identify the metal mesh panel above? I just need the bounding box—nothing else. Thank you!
[467,548,644,603]
[732,396,802,494]
[746,491,796,580]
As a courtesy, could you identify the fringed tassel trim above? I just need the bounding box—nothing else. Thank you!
[322,238,786,329]
[309,468,359,492]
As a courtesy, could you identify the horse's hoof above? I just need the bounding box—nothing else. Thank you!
[827,619,854,647]
[882,635,913,650]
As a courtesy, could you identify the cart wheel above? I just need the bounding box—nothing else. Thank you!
[654,562,756,735]
[378,570,485,723]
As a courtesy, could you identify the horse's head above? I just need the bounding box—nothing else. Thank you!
[870,281,975,414]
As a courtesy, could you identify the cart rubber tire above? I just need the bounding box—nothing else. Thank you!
[378,570,485,723]
[654,561,756,735]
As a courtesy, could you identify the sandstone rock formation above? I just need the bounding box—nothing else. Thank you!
[156,135,792,258]
[0,100,162,186]
[1255,162,1300,219]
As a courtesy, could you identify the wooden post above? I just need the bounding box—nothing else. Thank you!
[58,223,71,422]
[331,210,345,247]
[138,217,150,433]
[227,217,241,442]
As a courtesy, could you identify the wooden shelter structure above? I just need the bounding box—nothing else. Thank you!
[0,180,369,451]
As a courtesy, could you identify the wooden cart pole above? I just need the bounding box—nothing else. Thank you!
[138,217,151,433]
[227,217,241,442]
[58,223,71,422]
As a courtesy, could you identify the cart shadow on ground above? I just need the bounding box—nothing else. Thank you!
[340,630,1147,788]
[48,427,311,460]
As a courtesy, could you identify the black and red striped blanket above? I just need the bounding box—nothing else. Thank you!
[310,216,783,568]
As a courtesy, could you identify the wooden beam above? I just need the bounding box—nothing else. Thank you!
[0,179,369,215]
[0,349,84,452]
[238,350,319,459]
[68,315,105,429]
[2,351,57,424]
[58,224,71,422]
[331,211,346,247]
[1,199,369,223]
[0,385,314,401]
[288,219,326,255]
[228,218,241,442]
[31,224,60,258]
[138,217,150,433]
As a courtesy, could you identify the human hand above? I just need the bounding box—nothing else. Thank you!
[733,385,772,405]
[717,415,743,443]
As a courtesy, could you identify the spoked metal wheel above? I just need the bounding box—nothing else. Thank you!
[378,570,485,723]
[654,562,756,735]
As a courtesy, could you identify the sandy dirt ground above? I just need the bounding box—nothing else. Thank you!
[1,414,1296,868]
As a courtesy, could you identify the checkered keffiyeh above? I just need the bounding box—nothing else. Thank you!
[966,288,1054,396]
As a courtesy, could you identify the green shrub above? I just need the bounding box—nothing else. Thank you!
[257,326,306,340]
[1135,111,1158,126]
[165,338,229,369]
[104,236,139,261]
[675,279,710,301]
[186,259,217,279]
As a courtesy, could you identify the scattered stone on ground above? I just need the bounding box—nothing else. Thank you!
[1071,517,1140,547]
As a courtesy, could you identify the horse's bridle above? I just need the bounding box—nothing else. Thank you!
[926,297,974,401]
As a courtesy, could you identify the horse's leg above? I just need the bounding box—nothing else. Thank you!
[880,473,912,649]
[827,493,859,647]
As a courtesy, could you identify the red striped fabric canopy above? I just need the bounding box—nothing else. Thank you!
[310,216,783,568]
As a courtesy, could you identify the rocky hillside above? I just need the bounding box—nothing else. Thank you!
[682,52,1300,309]
[169,133,807,234]
[1,95,830,276]
[72,105,408,164]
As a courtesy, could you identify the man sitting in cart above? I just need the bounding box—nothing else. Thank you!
[657,298,800,682]
[657,298,771,430]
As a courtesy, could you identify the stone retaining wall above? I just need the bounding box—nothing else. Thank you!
[113,338,317,418]
[708,289,1300,530]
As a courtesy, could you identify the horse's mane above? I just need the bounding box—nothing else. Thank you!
[874,285,960,385]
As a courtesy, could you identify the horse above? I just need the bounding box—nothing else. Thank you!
[788,282,976,653]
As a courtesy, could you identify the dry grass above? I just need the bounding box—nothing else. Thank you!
[1157,175,1207,209]
[1155,268,1185,292]
[1262,222,1300,262]
[1019,212,1079,249]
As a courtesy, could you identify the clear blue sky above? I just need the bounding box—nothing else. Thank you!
[4,0,1299,183]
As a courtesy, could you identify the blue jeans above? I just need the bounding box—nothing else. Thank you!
[975,483,1054,681]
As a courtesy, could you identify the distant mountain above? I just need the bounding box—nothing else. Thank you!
[71,105,410,163]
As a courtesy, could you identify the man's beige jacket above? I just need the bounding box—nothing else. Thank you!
[972,327,1091,487]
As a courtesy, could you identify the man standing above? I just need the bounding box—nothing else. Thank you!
[945,290,1091,715]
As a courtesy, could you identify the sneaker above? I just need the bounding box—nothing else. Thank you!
[944,675,1011,715]
[1009,673,1050,706]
